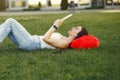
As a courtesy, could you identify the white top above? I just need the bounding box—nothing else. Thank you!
[39,32,62,49]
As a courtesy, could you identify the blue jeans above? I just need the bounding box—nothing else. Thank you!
[0,18,41,50]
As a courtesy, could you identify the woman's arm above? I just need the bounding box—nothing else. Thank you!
[43,19,69,49]
[43,19,63,40]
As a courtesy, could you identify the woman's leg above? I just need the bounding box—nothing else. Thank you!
[0,18,32,48]
[0,18,41,50]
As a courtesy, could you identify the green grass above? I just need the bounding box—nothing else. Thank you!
[0,12,120,80]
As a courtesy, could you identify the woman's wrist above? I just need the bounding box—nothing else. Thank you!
[53,19,63,28]
[53,25,58,30]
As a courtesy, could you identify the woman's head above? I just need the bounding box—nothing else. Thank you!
[68,26,88,40]
[75,27,88,39]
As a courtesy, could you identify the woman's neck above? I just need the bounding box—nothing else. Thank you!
[67,36,75,43]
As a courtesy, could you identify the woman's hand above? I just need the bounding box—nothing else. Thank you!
[53,19,64,27]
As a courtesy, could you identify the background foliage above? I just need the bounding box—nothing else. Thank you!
[61,0,69,10]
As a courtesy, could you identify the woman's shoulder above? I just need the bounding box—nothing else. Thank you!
[51,32,63,39]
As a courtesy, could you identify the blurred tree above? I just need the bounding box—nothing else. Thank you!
[48,0,52,7]
[60,0,68,10]
[0,0,6,11]
[38,1,41,10]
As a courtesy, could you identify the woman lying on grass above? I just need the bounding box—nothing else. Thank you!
[0,18,100,51]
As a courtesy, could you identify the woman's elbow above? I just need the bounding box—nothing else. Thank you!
[43,37,47,42]
[43,37,50,43]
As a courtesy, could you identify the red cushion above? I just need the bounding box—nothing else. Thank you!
[71,35,100,49]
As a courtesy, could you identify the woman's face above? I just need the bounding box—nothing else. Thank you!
[68,26,82,37]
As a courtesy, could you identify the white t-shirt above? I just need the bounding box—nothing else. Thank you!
[39,33,62,49]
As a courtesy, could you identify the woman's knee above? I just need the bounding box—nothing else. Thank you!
[5,18,19,27]
[5,18,16,23]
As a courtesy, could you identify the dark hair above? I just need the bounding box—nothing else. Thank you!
[75,27,88,39]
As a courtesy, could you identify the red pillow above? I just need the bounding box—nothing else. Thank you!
[71,35,100,49]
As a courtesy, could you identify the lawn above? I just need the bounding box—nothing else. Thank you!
[0,12,120,80]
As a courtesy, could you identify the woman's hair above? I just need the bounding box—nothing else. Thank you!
[75,27,88,39]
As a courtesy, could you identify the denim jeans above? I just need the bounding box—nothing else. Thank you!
[0,18,41,50]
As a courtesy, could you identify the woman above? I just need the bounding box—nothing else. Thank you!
[0,18,88,50]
